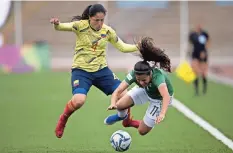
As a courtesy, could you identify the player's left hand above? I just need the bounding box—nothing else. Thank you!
[107,104,117,111]
[156,113,165,124]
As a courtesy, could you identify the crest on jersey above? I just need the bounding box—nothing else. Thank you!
[101,34,106,38]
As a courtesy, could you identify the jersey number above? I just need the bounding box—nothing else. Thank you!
[150,105,159,116]
[91,42,98,52]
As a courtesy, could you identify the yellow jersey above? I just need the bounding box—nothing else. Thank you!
[54,20,138,72]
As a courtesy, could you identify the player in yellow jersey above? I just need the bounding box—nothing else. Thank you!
[50,4,138,138]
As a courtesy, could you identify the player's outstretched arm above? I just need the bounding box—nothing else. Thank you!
[108,29,138,53]
[156,83,170,124]
[112,38,138,53]
[107,81,129,110]
[50,17,76,31]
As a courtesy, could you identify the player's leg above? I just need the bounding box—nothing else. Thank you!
[200,58,208,94]
[93,67,122,96]
[104,86,147,128]
[104,93,133,125]
[120,86,141,128]
[55,68,93,138]
[138,101,162,136]
[191,52,201,95]
[138,121,153,136]
[92,67,129,124]
[118,95,141,129]
[199,51,208,94]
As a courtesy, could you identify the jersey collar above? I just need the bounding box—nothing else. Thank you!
[88,20,100,32]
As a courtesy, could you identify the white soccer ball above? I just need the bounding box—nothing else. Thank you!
[110,130,132,152]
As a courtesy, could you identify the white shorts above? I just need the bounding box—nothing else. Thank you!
[127,86,173,128]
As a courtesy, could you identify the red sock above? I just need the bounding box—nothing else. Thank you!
[125,108,131,121]
[123,108,141,129]
[127,108,131,116]
[130,120,140,129]
[63,100,76,118]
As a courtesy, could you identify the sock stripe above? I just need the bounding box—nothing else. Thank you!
[68,100,76,111]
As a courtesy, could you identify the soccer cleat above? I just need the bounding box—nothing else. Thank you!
[55,114,68,138]
[122,109,140,129]
[104,114,128,125]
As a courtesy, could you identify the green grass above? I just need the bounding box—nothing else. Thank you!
[0,72,232,153]
[171,74,233,140]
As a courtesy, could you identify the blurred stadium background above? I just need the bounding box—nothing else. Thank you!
[0,1,233,153]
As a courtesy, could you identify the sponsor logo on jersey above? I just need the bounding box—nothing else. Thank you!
[127,74,132,80]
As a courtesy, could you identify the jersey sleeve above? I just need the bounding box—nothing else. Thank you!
[54,21,79,32]
[189,32,195,44]
[153,71,166,87]
[124,70,136,85]
[203,31,209,40]
[108,28,138,52]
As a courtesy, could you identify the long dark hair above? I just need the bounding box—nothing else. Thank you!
[71,4,107,21]
[134,37,171,74]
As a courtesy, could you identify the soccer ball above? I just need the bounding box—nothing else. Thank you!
[110,130,132,152]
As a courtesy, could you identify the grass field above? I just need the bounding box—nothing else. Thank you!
[0,71,233,153]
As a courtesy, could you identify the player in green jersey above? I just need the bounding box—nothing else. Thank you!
[104,37,174,136]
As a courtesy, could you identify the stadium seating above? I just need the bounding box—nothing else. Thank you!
[1,1,233,58]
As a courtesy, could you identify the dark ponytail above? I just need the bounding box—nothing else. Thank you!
[72,5,92,21]
[136,37,171,72]
[71,4,106,22]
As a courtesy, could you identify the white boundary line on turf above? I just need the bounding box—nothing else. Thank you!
[172,99,233,151]
[208,72,233,87]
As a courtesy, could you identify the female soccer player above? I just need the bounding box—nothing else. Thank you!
[50,4,138,138]
[189,24,210,95]
[104,37,174,136]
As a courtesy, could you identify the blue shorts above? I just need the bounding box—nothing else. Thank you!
[71,67,121,95]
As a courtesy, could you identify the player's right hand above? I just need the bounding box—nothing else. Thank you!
[50,17,60,25]
[156,113,165,124]
[107,104,117,111]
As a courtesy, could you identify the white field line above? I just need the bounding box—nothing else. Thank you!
[172,99,233,151]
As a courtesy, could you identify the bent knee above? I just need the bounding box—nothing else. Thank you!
[116,103,125,110]
[72,94,86,109]
[138,129,148,136]
[116,95,134,110]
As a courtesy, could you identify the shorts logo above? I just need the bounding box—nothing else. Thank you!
[73,80,79,87]
[113,73,119,80]
[127,74,132,81]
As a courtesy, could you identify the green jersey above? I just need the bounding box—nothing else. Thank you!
[125,68,174,100]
